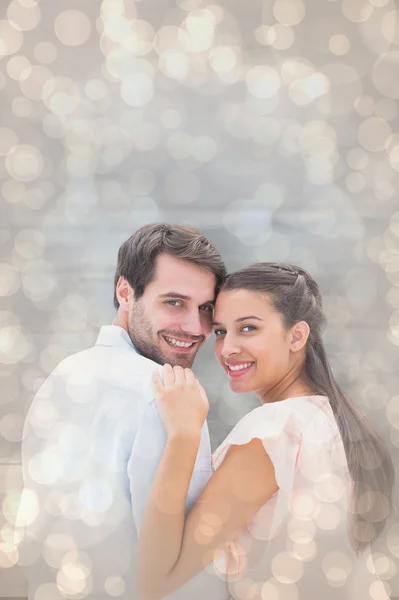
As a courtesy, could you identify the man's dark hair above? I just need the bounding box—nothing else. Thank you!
[113,223,227,309]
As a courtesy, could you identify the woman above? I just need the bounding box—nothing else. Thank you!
[136,263,394,600]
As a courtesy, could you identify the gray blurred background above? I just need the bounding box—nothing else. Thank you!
[1,0,399,596]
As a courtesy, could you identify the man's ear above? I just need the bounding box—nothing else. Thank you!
[289,321,310,353]
[115,277,133,311]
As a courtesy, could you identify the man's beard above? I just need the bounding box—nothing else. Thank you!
[127,302,199,367]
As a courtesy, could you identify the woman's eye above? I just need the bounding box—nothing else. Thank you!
[214,329,225,336]
[242,325,256,332]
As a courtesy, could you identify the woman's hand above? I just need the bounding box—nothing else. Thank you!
[152,364,209,439]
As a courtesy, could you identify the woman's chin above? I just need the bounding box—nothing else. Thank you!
[228,376,253,393]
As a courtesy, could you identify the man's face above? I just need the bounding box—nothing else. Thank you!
[127,254,217,367]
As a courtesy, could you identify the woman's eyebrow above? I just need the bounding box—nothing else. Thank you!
[212,315,263,326]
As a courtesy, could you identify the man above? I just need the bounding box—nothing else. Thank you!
[17,224,228,600]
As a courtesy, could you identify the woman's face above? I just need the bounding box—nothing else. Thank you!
[213,289,303,397]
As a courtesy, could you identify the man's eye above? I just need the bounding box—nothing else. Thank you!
[167,300,181,307]
[200,304,213,312]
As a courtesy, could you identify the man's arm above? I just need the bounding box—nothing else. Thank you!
[127,399,212,530]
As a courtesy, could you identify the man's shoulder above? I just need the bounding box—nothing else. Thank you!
[50,341,161,400]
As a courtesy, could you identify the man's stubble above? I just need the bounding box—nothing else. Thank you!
[127,301,197,368]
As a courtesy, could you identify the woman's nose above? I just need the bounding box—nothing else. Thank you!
[221,335,241,358]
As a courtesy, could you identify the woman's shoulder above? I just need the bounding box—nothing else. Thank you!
[231,394,332,436]
[212,395,338,468]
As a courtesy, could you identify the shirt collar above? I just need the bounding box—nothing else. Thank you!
[95,325,137,352]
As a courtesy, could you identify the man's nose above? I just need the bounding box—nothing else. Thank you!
[180,310,203,337]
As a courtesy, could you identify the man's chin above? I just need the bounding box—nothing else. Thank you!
[164,353,195,368]
[163,346,199,368]
[159,336,200,367]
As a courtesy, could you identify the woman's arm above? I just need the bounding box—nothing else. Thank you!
[136,420,278,600]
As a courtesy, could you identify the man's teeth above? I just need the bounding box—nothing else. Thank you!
[228,363,253,371]
[164,336,194,348]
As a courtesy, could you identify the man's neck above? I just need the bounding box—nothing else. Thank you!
[112,311,128,333]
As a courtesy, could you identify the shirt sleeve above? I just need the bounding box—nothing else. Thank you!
[127,398,213,532]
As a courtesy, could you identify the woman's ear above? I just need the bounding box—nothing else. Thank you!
[289,321,310,352]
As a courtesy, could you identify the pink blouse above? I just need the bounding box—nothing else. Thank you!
[211,396,389,600]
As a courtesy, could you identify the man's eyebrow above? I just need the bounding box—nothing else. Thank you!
[158,293,215,306]
[158,292,191,300]
[212,315,263,326]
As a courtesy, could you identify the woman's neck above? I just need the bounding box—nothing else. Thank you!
[257,373,314,404]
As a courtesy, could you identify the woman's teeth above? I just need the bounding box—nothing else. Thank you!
[228,362,254,371]
[164,336,194,348]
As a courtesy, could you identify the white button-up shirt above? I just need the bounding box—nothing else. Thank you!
[17,325,228,600]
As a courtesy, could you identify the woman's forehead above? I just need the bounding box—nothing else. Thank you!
[214,289,274,317]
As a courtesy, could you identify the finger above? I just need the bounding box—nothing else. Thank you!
[196,379,208,402]
[163,363,174,388]
[173,365,185,387]
[152,370,164,395]
[184,368,197,387]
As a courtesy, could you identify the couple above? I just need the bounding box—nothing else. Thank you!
[18,223,394,600]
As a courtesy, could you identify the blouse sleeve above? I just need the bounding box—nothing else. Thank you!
[212,403,303,541]
[213,403,301,487]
